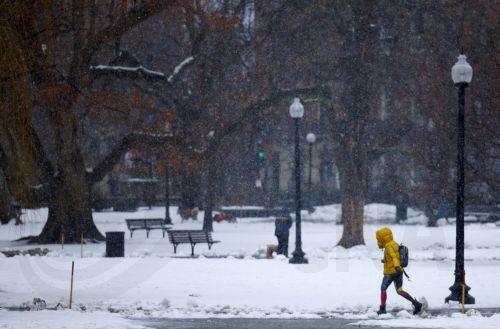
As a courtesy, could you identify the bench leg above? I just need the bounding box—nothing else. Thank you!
[191,244,195,257]
[146,230,150,238]
[130,230,133,238]
[208,243,212,250]
[174,244,177,254]
[162,230,165,238]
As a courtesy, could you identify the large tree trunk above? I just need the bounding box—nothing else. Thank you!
[338,165,366,248]
[37,96,104,243]
[336,1,376,248]
[336,77,370,247]
[337,121,368,248]
[38,175,103,243]
[336,116,370,248]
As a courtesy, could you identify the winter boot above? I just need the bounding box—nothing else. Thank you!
[412,300,422,315]
[377,305,386,315]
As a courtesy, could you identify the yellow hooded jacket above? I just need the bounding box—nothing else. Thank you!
[376,227,401,275]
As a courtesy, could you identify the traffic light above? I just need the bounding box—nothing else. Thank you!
[256,140,272,167]
[257,150,266,167]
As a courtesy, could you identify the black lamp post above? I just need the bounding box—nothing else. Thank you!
[203,131,215,233]
[164,162,172,225]
[306,132,316,213]
[289,98,308,264]
[164,122,175,225]
[445,53,475,304]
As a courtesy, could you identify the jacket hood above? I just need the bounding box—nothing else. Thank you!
[376,227,393,248]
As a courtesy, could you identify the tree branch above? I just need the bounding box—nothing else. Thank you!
[90,56,195,84]
[205,85,331,160]
[87,132,172,185]
[89,1,174,56]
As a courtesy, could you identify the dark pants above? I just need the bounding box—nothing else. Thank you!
[276,234,289,257]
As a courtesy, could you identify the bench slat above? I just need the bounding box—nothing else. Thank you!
[167,229,220,255]
[125,218,172,238]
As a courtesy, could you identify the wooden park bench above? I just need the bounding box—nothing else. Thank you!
[464,205,500,223]
[125,218,172,238]
[167,230,220,256]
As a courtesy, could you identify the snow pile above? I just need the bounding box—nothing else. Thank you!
[0,309,144,329]
[355,312,500,329]
[304,203,428,224]
[303,204,342,222]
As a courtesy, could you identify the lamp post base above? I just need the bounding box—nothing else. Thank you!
[289,249,308,264]
[445,281,475,304]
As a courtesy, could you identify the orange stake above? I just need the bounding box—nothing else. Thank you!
[461,283,465,314]
[80,233,83,258]
[69,261,74,309]
[61,232,64,250]
[461,270,466,314]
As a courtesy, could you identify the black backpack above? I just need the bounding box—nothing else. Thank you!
[399,244,409,268]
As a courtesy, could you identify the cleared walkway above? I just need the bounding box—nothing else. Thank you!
[138,317,414,329]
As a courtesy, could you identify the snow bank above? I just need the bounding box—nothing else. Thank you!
[355,312,500,329]
[0,255,498,315]
[304,203,428,224]
[0,309,143,329]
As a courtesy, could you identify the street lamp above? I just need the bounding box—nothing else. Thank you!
[203,131,215,232]
[289,98,308,264]
[164,162,172,225]
[445,53,474,304]
[306,132,316,213]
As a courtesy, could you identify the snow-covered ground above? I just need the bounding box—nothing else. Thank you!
[0,204,499,328]
[353,311,500,329]
[0,309,144,329]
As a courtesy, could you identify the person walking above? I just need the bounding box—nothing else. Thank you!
[274,210,292,257]
[376,227,422,315]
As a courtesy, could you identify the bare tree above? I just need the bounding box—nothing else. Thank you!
[0,1,176,243]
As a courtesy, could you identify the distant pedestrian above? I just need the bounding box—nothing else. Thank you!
[274,210,292,257]
[376,227,422,315]
[395,191,409,222]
